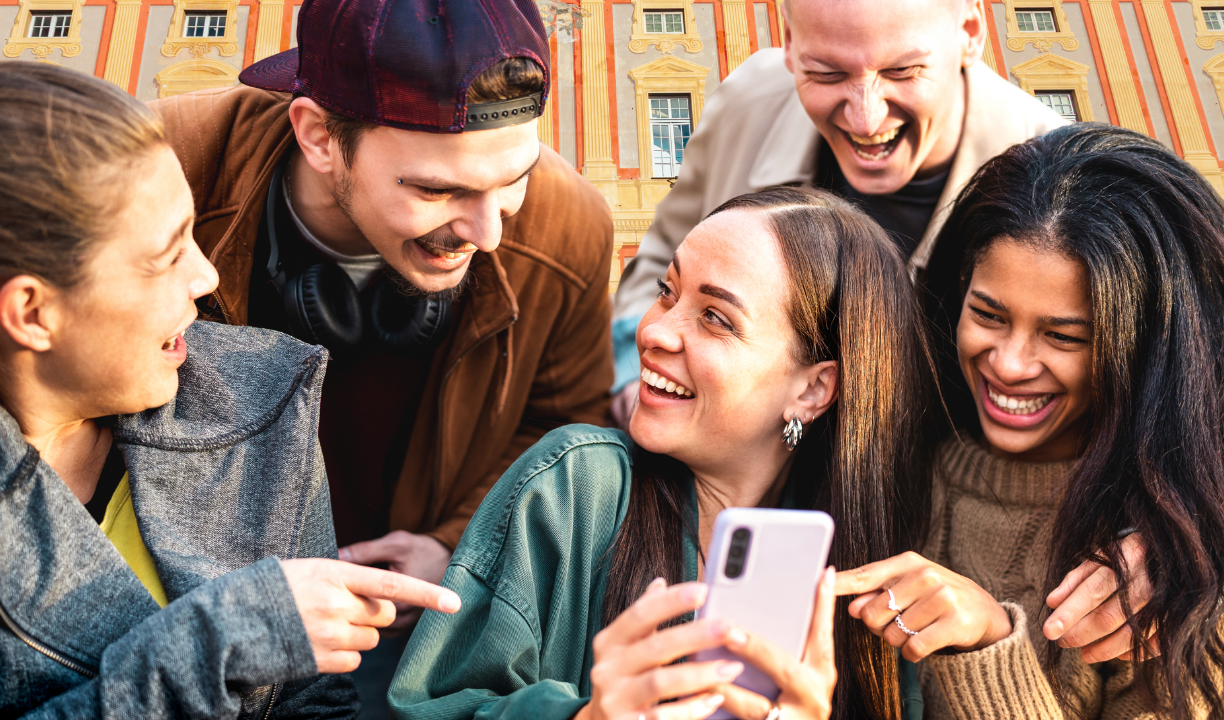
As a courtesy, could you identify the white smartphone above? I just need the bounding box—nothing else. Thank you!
[694,507,834,718]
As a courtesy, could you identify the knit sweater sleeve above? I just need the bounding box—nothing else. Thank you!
[924,603,1167,720]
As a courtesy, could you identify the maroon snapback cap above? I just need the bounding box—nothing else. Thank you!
[239,0,549,133]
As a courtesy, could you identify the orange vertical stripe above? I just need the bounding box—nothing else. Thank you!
[1067,0,1120,125]
[125,0,152,96]
[1158,0,1220,159]
[604,0,619,168]
[983,0,1008,79]
[92,0,117,78]
[745,0,758,53]
[1130,0,1184,155]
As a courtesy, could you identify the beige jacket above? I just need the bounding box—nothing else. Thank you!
[613,48,1067,322]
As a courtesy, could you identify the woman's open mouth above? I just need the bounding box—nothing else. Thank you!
[640,368,694,399]
[980,379,1059,429]
[161,333,187,362]
[844,124,907,162]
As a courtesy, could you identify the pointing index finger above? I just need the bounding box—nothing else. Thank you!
[338,564,461,614]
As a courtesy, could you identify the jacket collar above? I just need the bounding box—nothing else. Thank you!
[113,321,326,449]
[743,64,999,269]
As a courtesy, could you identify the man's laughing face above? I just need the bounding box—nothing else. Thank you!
[784,0,985,195]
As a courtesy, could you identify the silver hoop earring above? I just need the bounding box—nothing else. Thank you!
[783,416,804,451]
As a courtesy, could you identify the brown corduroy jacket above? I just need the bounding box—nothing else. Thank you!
[150,86,615,550]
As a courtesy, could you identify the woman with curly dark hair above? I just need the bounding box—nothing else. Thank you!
[839,122,1224,719]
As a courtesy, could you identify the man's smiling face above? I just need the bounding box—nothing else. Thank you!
[332,119,541,293]
[784,0,984,195]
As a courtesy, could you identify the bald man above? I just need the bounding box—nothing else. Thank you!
[612,0,1064,417]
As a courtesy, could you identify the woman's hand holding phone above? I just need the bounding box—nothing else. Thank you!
[715,566,838,720]
[576,579,743,720]
[835,552,1012,661]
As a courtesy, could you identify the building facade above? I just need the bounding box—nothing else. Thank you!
[7,0,1224,290]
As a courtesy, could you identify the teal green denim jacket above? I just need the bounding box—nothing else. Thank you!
[388,424,921,720]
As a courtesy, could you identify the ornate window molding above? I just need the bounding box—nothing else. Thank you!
[1003,0,1078,53]
[1192,0,1224,49]
[629,0,701,54]
[1202,52,1224,115]
[1009,52,1093,121]
[4,0,85,60]
[628,55,710,179]
[161,0,240,58]
[154,57,240,97]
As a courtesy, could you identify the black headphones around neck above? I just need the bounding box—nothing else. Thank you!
[265,160,452,352]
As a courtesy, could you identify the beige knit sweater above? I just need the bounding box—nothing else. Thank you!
[919,438,1166,719]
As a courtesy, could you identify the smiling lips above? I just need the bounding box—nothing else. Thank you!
[416,238,477,260]
[987,385,1054,415]
[640,368,694,398]
[845,125,906,162]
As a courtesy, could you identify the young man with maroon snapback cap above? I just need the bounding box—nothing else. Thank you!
[150,0,612,633]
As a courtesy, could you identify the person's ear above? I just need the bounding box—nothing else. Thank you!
[0,276,58,352]
[289,97,342,176]
[787,360,839,425]
[782,12,795,74]
[960,0,987,68]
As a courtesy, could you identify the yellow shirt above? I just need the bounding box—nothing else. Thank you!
[99,473,169,608]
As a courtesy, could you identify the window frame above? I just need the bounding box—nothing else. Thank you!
[3,0,85,60]
[27,9,72,38]
[648,93,694,179]
[1003,0,1078,53]
[1015,9,1057,33]
[643,9,685,35]
[183,10,228,38]
[1034,90,1079,121]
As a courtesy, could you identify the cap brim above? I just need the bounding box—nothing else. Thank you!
[239,47,299,93]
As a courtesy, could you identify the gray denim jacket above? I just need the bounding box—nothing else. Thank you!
[0,321,359,719]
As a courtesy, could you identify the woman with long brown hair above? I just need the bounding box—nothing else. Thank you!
[387,186,936,720]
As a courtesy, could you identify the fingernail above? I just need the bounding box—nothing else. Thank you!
[704,694,725,708]
[718,661,744,679]
[825,567,836,583]
[727,627,747,646]
[337,549,350,562]
[439,593,461,613]
[1045,619,1063,638]
[684,583,709,606]
[649,577,666,590]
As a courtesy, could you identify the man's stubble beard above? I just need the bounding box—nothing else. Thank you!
[332,174,473,304]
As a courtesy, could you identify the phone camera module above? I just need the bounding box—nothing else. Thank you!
[724,527,752,579]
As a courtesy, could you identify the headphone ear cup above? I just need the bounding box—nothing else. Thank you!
[283,263,364,348]
[368,278,453,352]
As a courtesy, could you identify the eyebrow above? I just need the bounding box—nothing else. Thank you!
[1038,315,1092,328]
[800,49,932,70]
[971,291,1091,328]
[152,216,193,259]
[700,283,746,313]
[969,290,1006,311]
[671,253,680,276]
[410,152,541,193]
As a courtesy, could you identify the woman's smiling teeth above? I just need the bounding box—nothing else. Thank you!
[640,368,693,398]
[987,385,1053,415]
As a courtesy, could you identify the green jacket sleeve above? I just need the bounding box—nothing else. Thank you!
[388,425,634,720]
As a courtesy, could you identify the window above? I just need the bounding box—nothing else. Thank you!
[28,11,71,38]
[650,95,692,178]
[1205,7,1224,31]
[1016,9,1057,33]
[184,10,227,38]
[644,9,684,34]
[1036,91,1079,121]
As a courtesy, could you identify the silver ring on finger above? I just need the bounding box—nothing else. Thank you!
[764,703,782,720]
[887,589,919,637]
